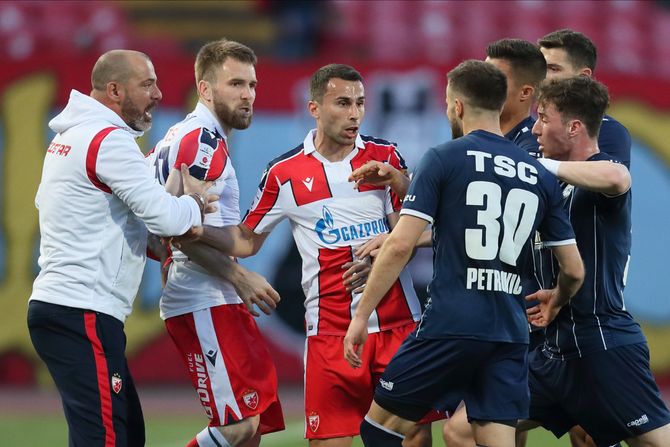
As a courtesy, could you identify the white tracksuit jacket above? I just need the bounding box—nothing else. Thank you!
[30,90,202,322]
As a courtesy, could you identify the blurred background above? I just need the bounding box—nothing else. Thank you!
[1,1,669,445]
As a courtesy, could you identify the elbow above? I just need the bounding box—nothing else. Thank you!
[385,236,414,259]
[605,165,631,195]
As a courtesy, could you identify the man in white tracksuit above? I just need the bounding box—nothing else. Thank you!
[27,50,211,447]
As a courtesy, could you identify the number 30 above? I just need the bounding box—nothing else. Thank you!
[465,181,538,265]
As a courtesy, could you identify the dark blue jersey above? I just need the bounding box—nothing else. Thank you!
[599,115,631,168]
[506,116,541,159]
[402,130,575,343]
[544,152,645,359]
[505,117,554,295]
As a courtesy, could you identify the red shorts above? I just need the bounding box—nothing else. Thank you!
[304,323,444,439]
[165,304,284,435]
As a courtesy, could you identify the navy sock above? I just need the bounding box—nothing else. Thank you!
[359,416,404,447]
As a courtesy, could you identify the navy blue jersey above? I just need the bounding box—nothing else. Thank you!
[544,152,645,359]
[599,115,631,168]
[505,117,553,295]
[402,130,575,343]
[505,116,540,158]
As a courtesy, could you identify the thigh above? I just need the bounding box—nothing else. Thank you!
[374,336,489,422]
[526,348,577,439]
[165,305,284,435]
[465,343,528,423]
[28,301,141,447]
[304,334,372,439]
[572,343,670,446]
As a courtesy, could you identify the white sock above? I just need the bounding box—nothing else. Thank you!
[195,426,232,447]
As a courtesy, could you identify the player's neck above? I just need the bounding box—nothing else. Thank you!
[500,108,529,135]
[463,114,504,137]
[567,137,600,161]
[313,132,355,162]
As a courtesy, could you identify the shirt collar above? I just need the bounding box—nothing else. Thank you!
[194,101,227,140]
[302,129,365,155]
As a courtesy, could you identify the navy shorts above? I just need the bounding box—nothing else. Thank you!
[28,300,144,447]
[529,342,670,446]
[373,332,529,423]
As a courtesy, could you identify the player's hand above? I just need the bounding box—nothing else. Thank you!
[349,160,398,188]
[342,257,371,294]
[172,226,204,247]
[181,164,214,196]
[344,316,368,368]
[231,265,281,317]
[526,288,562,327]
[355,234,389,260]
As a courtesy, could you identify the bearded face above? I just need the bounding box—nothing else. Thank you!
[121,94,156,132]
[212,93,252,130]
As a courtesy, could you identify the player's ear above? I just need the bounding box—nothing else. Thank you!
[455,98,464,119]
[579,67,593,78]
[198,80,212,102]
[308,100,319,119]
[520,85,534,103]
[567,119,582,137]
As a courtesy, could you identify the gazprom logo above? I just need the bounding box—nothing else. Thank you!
[314,206,389,245]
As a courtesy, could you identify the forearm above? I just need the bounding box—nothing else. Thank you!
[542,159,631,195]
[354,235,413,320]
[178,241,244,283]
[198,224,260,258]
[389,171,410,199]
[551,244,584,307]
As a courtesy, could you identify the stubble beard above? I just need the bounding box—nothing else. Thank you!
[121,96,153,132]
[213,98,252,131]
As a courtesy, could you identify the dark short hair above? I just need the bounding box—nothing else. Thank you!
[310,64,363,102]
[538,76,609,138]
[538,29,597,72]
[447,60,507,111]
[195,38,257,83]
[486,38,546,88]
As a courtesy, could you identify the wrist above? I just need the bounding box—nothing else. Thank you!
[189,193,205,219]
[539,158,561,176]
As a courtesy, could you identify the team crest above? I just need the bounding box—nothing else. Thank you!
[111,373,122,394]
[308,412,320,433]
[243,389,258,410]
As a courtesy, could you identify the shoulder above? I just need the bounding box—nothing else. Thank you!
[601,115,630,137]
[265,143,306,172]
[360,134,398,149]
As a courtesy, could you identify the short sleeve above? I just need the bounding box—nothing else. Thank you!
[399,148,443,224]
[242,164,286,233]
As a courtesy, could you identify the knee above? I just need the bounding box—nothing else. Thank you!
[403,424,432,447]
[213,415,260,445]
[443,419,475,447]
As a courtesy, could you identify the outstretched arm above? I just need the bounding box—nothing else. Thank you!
[343,214,427,368]
[539,159,631,196]
[178,241,280,316]
[349,160,410,199]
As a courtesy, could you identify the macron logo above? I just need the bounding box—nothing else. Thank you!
[380,378,394,391]
[627,414,649,427]
[303,177,314,192]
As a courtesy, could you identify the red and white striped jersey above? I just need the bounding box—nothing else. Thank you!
[243,130,421,336]
[149,102,243,319]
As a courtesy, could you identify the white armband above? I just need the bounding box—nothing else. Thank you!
[538,158,561,176]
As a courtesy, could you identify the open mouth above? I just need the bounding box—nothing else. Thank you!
[344,126,358,138]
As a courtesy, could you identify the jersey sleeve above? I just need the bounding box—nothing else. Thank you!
[94,130,202,236]
[399,148,443,224]
[242,164,286,234]
[173,127,228,181]
[599,118,631,168]
[537,176,576,247]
